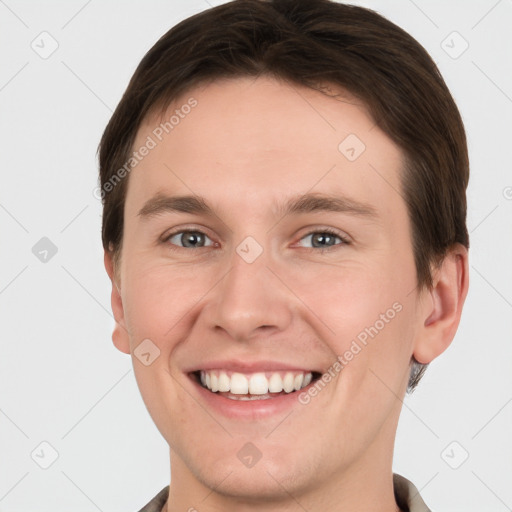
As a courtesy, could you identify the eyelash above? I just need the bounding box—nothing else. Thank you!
[161,227,350,253]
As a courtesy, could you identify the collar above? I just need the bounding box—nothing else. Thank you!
[137,473,431,512]
[393,473,432,512]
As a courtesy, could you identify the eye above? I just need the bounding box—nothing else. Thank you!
[297,229,349,251]
[161,228,349,252]
[164,230,216,249]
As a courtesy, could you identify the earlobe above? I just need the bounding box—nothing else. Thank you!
[104,250,131,355]
[413,244,469,364]
[112,320,131,354]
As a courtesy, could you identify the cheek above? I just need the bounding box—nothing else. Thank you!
[288,259,402,331]
[122,259,207,342]
[290,258,414,382]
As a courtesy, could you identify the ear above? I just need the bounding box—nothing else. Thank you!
[104,250,131,354]
[413,244,469,364]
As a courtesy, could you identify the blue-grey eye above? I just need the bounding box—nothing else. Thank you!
[298,230,345,249]
[167,231,214,248]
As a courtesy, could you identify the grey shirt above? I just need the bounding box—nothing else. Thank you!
[136,473,432,512]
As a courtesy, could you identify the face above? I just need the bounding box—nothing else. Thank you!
[110,76,428,499]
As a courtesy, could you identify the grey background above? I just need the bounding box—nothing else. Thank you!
[0,0,511,510]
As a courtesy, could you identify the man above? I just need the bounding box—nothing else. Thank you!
[97,1,469,510]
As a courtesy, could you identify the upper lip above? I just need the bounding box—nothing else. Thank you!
[186,359,322,374]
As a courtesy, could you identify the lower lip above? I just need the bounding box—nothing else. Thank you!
[189,374,314,419]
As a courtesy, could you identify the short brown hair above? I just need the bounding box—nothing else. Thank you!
[98,0,469,392]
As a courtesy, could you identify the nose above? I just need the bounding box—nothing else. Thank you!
[207,245,293,342]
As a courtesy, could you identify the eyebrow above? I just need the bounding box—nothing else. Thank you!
[137,191,378,220]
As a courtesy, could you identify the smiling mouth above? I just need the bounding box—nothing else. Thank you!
[191,369,322,400]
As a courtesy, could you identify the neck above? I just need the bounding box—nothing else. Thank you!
[164,416,402,512]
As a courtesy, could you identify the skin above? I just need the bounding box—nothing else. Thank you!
[104,75,469,512]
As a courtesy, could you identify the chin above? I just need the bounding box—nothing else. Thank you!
[198,465,296,501]
[190,449,318,502]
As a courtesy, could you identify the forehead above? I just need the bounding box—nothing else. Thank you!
[127,76,405,219]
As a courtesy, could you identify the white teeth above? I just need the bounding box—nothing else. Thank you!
[249,373,269,395]
[283,372,295,393]
[218,371,230,392]
[210,373,219,392]
[230,372,249,394]
[268,373,283,393]
[199,369,314,396]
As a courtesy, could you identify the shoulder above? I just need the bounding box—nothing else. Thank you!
[135,485,169,512]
